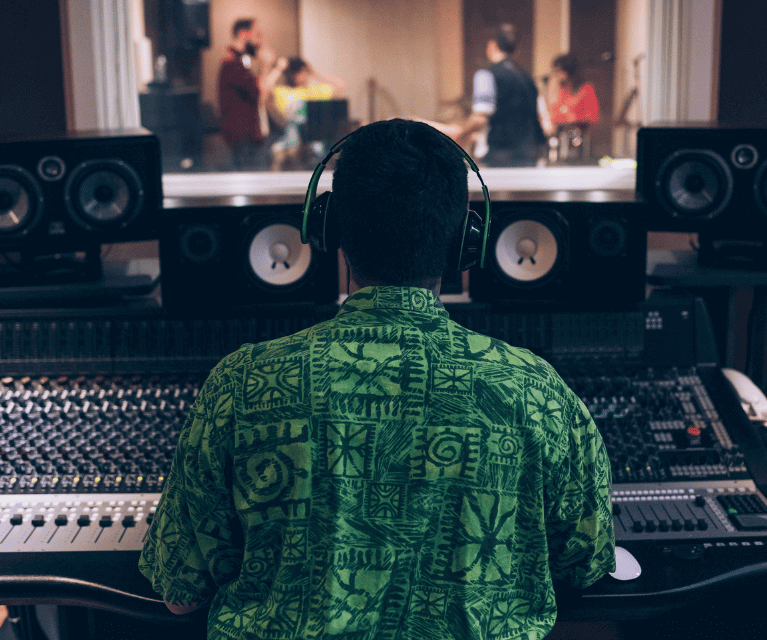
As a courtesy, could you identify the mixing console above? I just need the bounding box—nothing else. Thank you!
[558,365,748,484]
[1,362,766,553]
[0,374,200,494]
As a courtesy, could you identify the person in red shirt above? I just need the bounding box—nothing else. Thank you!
[217,18,276,170]
[547,53,600,163]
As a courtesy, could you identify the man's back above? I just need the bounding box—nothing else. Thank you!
[139,286,615,639]
[487,59,544,158]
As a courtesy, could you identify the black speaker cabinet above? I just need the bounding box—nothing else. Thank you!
[160,204,339,313]
[637,124,767,265]
[469,198,647,309]
[0,128,162,251]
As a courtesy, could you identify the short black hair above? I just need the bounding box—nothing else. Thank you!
[494,23,517,55]
[232,18,254,38]
[331,119,469,285]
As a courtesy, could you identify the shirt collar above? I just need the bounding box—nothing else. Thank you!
[336,286,448,318]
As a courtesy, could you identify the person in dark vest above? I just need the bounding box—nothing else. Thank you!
[452,23,546,167]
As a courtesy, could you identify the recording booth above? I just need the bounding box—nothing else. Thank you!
[2,126,767,639]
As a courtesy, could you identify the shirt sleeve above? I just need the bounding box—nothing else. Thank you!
[578,83,601,123]
[545,389,616,588]
[473,69,496,115]
[138,351,244,607]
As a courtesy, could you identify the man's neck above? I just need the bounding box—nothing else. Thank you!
[349,273,441,297]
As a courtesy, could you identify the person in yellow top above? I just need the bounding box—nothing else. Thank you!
[269,57,346,170]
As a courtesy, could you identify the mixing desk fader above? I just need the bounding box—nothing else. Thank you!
[557,362,767,543]
[0,492,158,552]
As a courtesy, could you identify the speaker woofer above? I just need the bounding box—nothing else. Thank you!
[494,213,565,285]
[656,149,733,220]
[245,222,313,289]
[64,159,144,229]
[0,165,43,236]
[754,161,767,218]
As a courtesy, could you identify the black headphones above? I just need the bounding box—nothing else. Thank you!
[301,127,491,271]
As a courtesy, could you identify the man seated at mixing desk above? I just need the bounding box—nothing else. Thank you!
[138,119,615,639]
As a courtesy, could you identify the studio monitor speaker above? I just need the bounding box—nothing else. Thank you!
[469,198,647,309]
[0,128,162,251]
[160,204,339,313]
[637,124,767,265]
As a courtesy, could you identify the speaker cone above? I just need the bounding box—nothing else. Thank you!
[65,159,144,229]
[754,161,767,218]
[246,222,313,289]
[656,149,733,220]
[494,216,563,285]
[0,165,43,236]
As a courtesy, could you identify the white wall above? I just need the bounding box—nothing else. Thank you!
[613,0,648,157]
[299,0,460,125]
[533,0,569,84]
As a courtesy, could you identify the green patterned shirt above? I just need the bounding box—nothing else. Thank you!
[139,286,615,640]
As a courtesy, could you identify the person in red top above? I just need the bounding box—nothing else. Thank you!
[548,53,601,125]
[547,53,600,163]
[217,18,276,170]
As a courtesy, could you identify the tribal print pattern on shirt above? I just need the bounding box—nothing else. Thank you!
[139,286,615,640]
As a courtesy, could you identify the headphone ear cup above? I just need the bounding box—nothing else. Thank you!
[451,209,485,271]
[305,191,339,252]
